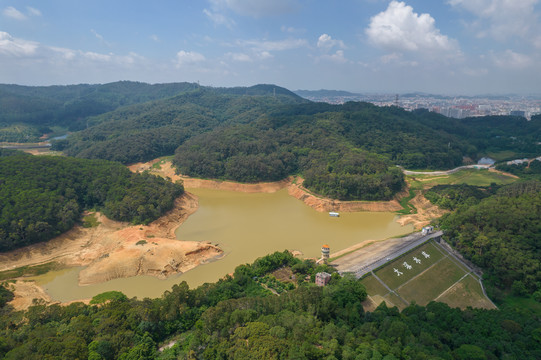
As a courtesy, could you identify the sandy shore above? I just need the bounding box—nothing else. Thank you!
[130,160,405,213]
[2,192,222,310]
[4,159,442,310]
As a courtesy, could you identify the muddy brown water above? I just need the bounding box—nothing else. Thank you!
[33,188,413,301]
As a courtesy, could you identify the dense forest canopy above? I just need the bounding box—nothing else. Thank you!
[424,184,499,211]
[0,81,201,133]
[0,150,183,251]
[172,108,406,200]
[60,91,540,173]
[55,86,307,164]
[3,82,540,201]
[0,251,539,359]
[0,83,540,358]
[438,180,541,300]
[172,101,540,200]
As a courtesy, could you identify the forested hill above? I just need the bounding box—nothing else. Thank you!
[54,88,541,201]
[0,81,203,135]
[438,180,541,300]
[172,102,540,200]
[56,86,308,164]
[4,82,540,201]
[0,149,183,251]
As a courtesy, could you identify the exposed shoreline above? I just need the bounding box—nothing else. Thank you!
[132,159,438,228]
[2,192,222,310]
[4,159,439,310]
[129,160,405,213]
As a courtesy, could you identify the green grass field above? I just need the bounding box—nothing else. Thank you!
[360,273,389,295]
[373,242,445,289]
[408,168,516,189]
[436,274,496,309]
[397,257,468,305]
[360,241,495,310]
[383,292,408,311]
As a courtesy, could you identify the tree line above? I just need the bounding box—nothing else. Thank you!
[0,250,538,359]
[0,150,183,252]
[436,181,541,300]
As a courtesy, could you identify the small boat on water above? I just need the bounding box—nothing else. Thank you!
[329,211,340,217]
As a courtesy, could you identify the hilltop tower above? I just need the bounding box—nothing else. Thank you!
[321,244,330,264]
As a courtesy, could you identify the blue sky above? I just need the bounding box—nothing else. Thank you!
[1,0,541,94]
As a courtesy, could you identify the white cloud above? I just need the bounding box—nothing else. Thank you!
[2,6,42,20]
[210,0,299,17]
[366,1,458,54]
[534,36,541,49]
[203,8,236,28]
[317,34,345,51]
[0,31,144,67]
[26,6,42,17]
[49,46,77,60]
[380,52,419,66]
[380,53,402,64]
[281,26,305,34]
[226,52,252,62]
[319,50,348,64]
[238,38,307,52]
[176,50,206,67]
[461,67,489,77]
[0,31,38,56]
[492,50,533,69]
[3,6,27,20]
[91,29,104,41]
[448,0,540,41]
[83,51,112,62]
[149,34,160,42]
[91,29,112,47]
[222,37,306,65]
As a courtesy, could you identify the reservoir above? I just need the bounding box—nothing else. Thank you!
[34,188,413,301]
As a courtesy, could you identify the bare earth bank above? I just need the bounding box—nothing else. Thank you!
[3,193,222,310]
[5,159,442,309]
[131,160,405,212]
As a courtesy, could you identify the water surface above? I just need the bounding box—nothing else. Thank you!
[34,188,413,301]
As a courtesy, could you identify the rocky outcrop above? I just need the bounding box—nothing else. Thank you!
[78,239,222,285]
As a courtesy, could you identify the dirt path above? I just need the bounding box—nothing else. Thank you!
[396,191,448,229]
[488,167,519,179]
[401,164,491,176]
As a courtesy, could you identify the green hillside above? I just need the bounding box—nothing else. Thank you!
[439,180,541,300]
[0,149,183,251]
[0,81,200,137]
[4,82,540,202]
[57,85,308,164]
[0,251,539,359]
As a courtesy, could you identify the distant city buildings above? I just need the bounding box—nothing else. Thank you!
[297,91,541,120]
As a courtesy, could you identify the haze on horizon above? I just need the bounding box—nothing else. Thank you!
[1,0,541,95]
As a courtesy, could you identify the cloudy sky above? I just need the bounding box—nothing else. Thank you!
[1,0,541,94]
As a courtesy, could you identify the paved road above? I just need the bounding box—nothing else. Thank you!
[400,165,490,176]
[332,230,443,278]
[1,144,51,149]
